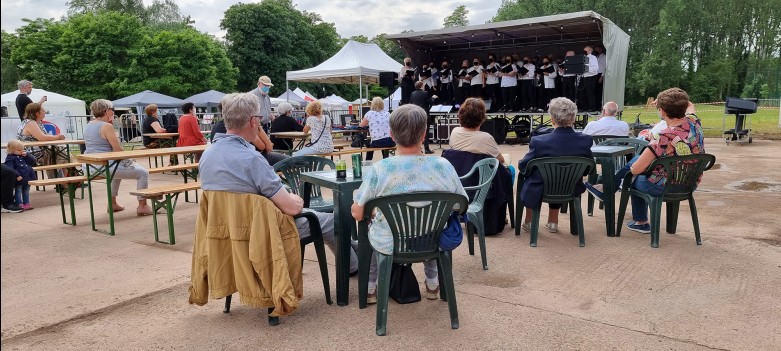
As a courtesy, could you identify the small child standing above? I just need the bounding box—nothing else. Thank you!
[4,139,38,210]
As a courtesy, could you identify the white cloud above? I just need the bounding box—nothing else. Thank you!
[1,0,502,39]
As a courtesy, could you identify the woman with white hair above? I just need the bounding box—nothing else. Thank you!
[269,102,303,151]
[517,97,593,233]
[358,97,395,160]
[351,104,467,304]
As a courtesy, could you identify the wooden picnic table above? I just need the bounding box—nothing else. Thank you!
[77,145,208,236]
[142,131,209,148]
[270,129,368,151]
[2,139,85,163]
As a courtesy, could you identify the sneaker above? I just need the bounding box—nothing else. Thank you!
[545,222,558,233]
[21,204,34,211]
[366,288,377,304]
[626,221,651,234]
[521,223,531,232]
[424,149,435,154]
[1,204,23,213]
[425,283,440,300]
[585,182,605,202]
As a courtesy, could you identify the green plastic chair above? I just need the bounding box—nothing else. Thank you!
[587,138,649,215]
[460,158,499,270]
[515,157,596,247]
[273,156,335,213]
[616,154,716,248]
[356,192,468,336]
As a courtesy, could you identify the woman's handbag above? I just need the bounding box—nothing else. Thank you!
[405,211,464,252]
[304,116,329,147]
[388,263,421,304]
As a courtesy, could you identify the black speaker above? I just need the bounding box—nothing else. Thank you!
[725,97,758,114]
[480,118,508,144]
[379,72,398,87]
[561,55,588,75]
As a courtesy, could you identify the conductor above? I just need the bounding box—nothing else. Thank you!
[409,81,438,154]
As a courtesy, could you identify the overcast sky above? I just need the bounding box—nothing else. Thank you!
[1,0,503,39]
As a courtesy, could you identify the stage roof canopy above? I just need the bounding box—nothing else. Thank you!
[387,11,630,109]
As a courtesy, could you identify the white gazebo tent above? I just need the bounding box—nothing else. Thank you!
[286,40,403,117]
[382,87,402,112]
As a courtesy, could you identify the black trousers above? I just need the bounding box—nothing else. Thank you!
[423,121,433,150]
[486,83,500,112]
[581,75,598,112]
[401,78,414,105]
[470,84,483,99]
[595,73,604,107]
[440,81,453,105]
[562,76,577,103]
[520,80,535,110]
[1,164,17,206]
[459,85,470,105]
[501,86,516,110]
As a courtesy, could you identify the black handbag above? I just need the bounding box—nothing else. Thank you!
[389,263,421,304]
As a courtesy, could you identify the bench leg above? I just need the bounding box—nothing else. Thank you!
[151,193,180,245]
[58,183,78,225]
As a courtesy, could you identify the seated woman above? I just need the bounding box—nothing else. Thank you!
[518,97,593,233]
[141,104,176,165]
[359,97,395,160]
[141,104,168,148]
[176,102,207,162]
[449,97,506,165]
[176,102,207,147]
[586,88,704,233]
[351,104,467,304]
[83,99,153,215]
[17,103,66,178]
[269,102,303,151]
[292,101,333,157]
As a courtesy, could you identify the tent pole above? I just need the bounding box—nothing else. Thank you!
[359,72,363,119]
[286,81,289,102]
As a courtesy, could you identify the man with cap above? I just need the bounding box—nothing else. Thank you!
[251,75,274,128]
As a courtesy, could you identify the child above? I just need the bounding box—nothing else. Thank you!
[4,139,37,210]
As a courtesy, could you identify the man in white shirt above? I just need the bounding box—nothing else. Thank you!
[595,46,607,107]
[581,46,600,112]
[582,101,629,136]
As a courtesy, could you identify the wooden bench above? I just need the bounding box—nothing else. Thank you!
[32,162,83,191]
[332,140,351,151]
[148,163,199,202]
[29,176,88,225]
[317,146,396,159]
[130,182,201,245]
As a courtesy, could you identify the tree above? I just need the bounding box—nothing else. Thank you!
[118,28,238,98]
[10,18,66,91]
[1,30,22,93]
[371,33,406,62]
[443,5,469,28]
[221,0,341,94]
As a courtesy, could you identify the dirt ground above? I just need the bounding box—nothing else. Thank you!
[1,138,779,350]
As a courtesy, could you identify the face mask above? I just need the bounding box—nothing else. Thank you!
[462,65,468,69]
[543,61,549,65]
[473,62,479,66]
[405,61,411,66]
[584,50,589,55]
[429,63,435,68]
[261,86,270,93]
[505,59,511,64]
[442,64,448,69]
[489,57,494,62]
[523,60,529,64]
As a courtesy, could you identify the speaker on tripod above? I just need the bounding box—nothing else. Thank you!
[379,72,398,89]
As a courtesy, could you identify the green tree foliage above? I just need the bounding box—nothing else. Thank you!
[444,5,470,28]
[1,30,22,93]
[371,33,406,62]
[493,0,781,103]
[119,28,238,98]
[221,0,341,94]
[7,12,238,102]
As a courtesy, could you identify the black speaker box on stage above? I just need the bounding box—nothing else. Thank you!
[562,54,588,75]
[379,72,398,87]
[480,118,508,144]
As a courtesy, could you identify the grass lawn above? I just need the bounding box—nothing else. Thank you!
[623,105,781,140]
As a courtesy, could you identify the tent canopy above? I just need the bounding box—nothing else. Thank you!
[184,90,225,107]
[286,40,403,85]
[277,89,307,104]
[1,88,86,117]
[113,90,185,116]
[387,11,630,109]
[293,88,317,101]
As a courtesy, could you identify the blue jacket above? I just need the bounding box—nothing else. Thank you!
[4,153,38,186]
[518,127,593,209]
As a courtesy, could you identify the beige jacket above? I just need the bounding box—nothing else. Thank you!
[188,191,303,317]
